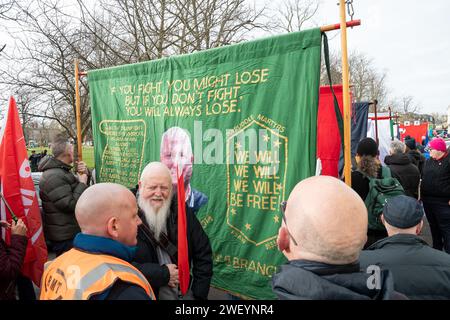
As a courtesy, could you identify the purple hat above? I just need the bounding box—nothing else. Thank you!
[428,138,447,152]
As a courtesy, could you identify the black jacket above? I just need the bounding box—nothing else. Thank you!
[38,156,88,242]
[133,198,213,300]
[360,234,450,299]
[272,259,405,300]
[89,280,150,300]
[421,153,450,201]
[406,150,425,174]
[384,153,420,198]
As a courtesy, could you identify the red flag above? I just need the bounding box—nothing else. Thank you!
[176,165,190,295]
[317,85,345,177]
[0,97,48,287]
[399,123,429,143]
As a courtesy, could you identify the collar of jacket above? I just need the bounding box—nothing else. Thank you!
[288,259,360,276]
[366,233,428,250]
[44,156,73,171]
[73,233,137,262]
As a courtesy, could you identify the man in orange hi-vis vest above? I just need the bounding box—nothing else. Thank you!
[40,183,155,300]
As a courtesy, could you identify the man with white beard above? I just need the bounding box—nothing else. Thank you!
[132,162,213,300]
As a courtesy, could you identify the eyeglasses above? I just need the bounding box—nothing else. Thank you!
[280,201,298,246]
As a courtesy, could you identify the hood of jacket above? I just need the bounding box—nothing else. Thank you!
[272,259,402,300]
[384,153,412,166]
[38,155,72,172]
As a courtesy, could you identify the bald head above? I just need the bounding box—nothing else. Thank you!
[280,176,367,264]
[75,183,140,245]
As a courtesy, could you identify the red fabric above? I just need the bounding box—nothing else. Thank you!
[317,85,344,177]
[176,165,190,295]
[400,123,428,143]
[0,97,48,287]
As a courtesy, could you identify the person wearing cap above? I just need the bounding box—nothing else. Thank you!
[421,137,450,253]
[351,137,388,246]
[404,137,425,174]
[360,195,450,299]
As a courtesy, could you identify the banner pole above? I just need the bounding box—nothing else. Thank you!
[339,0,352,187]
[0,191,18,223]
[320,19,361,32]
[74,59,83,161]
[389,106,394,140]
[373,99,379,144]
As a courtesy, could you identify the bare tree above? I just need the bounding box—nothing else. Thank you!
[1,0,269,159]
[320,50,389,106]
[274,0,319,33]
[395,95,421,114]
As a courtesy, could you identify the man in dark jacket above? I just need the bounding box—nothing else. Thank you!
[0,219,28,300]
[272,176,404,300]
[384,140,420,198]
[38,137,90,256]
[405,138,425,174]
[360,195,450,299]
[133,162,212,300]
[40,183,154,300]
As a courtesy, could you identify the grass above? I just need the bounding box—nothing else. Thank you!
[27,146,95,169]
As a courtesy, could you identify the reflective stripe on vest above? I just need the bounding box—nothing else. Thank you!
[74,263,151,300]
[40,249,155,300]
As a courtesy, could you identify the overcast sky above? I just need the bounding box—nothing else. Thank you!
[308,0,450,115]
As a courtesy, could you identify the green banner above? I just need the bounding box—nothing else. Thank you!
[88,28,322,299]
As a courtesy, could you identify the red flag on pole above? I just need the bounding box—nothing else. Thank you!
[0,97,48,287]
[176,165,190,295]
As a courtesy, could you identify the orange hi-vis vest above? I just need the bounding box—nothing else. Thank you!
[40,248,155,300]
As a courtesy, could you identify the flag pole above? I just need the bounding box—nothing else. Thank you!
[373,99,379,144]
[339,0,352,187]
[74,59,83,161]
[0,191,18,223]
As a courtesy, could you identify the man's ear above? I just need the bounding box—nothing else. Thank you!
[106,217,119,239]
[416,220,424,235]
[277,226,290,255]
[138,181,142,190]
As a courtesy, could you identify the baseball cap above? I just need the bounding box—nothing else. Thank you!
[383,195,424,229]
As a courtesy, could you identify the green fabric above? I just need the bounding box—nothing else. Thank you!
[390,118,394,140]
[364,166,405,231]
[88,28,322,299]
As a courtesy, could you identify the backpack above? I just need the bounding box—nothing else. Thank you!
[362,166,405,231]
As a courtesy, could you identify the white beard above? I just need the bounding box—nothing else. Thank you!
[138,194,171,241]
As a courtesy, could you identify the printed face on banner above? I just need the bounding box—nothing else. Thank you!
[160,127,193,186]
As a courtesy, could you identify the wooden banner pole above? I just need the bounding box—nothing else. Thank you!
[74,59,83,161]
[339,0,352,187]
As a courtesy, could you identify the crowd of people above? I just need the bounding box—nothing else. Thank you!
[1,133,449,300]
